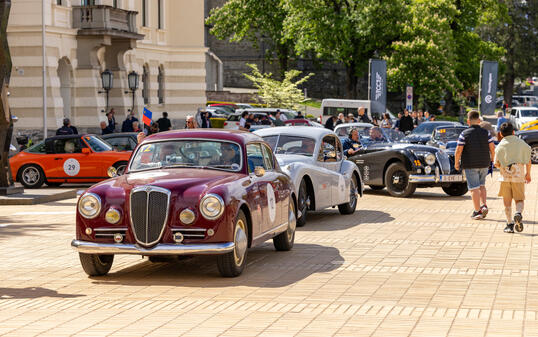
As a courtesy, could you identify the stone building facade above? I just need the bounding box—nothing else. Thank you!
[8,0,222,135]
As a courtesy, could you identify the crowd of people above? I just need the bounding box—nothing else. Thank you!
[324,107,436,133]
[55,108,173,137]
[184,109,304,131]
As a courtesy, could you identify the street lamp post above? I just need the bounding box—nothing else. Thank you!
[99,69,113,113]
[127,71,139,113]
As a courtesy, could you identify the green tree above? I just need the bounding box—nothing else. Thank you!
[206,0,293,77]
[243,64,313,110]
[282,0,406,98]
[479,0,538,104]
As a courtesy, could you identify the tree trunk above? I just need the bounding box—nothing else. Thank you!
[345,63,358,99]
[276,43,289,79]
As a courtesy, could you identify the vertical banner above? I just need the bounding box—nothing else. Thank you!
[479,60,498,115]
[368,59,387,115]
[406,85,413,111]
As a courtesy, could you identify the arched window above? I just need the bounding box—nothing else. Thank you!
[142,64,149,105]
[158,65,164,104]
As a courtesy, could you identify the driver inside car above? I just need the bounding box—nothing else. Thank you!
[369,127,386,142]
[157,143,176,162]
[343,129,362,156]
[209,143,240,168]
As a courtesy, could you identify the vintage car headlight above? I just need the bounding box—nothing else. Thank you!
[414,151,436,166]
[78,193,101,219]
[105,208,121,224]
[180,209,196,225]
[200,194,224,220]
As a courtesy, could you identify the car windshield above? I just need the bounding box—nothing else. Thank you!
[520,110,538,117]
[352,126,404,144]
[411,123,451,135]
[84,136,112,152]
[262,135,316,157]
[433,127,467,141]
[129,140,242,172]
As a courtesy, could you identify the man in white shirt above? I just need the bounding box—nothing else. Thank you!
[277,109,288,122]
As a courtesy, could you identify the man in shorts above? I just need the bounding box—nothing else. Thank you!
[454,110,496,219]
[494,122,532,233]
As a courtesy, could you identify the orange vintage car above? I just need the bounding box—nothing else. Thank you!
[10,134,132,188]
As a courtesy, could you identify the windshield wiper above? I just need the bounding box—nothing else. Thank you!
[163,163,202,169]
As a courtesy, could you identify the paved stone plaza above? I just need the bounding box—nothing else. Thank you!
[1,169,537,336]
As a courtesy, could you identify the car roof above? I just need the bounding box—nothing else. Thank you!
[141,129,263,144]
[254,126,336,139]
[513,106,538,110]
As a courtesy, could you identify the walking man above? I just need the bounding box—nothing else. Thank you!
[454,110,496,219]
[494,122,532,233]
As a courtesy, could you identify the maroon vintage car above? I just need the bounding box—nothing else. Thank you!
[71,130,297,277]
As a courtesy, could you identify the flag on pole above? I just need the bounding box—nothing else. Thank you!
[142,107,152,127]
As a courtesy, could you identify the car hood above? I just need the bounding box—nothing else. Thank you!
[365,142,440,153]
[518,117,537,124]
[88,168,242,199]
[276,154,314,167]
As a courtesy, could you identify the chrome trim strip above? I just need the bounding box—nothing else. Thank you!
[129,186,171,247]
[252,222,288,241]
[94,227,128,232]
[95,233,123,237]
[181,234,205,238]
[409,174,465,183]
[171,228,206,232]
[71,240,234,255]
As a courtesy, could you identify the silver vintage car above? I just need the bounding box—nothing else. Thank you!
[255,127,363,226]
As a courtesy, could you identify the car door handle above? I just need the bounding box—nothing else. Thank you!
[54,157,63,160]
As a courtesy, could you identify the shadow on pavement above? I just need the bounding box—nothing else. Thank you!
[90,243,344,287]
[299,209,394,231]
[0,287,84,299]
[0,218,64,240]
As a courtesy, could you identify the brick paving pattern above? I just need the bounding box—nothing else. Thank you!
[0,170,537,336]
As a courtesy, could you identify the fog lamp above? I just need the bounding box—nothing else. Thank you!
[85,228,93,235]
[173,232,184,243]
[207,229,215,236]
[105,208,121,224]
[424,166,432,174]
[180,209,195,225]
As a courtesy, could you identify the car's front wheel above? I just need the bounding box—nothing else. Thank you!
[338,174,358,214]
[273,198,296,251]
[18,164,45,188]
[531,144,538,164]
[217,210,248,277]
[442,183,468,196]
[79,253,114,276]
[385,162,416,197]
[296,179,309,227]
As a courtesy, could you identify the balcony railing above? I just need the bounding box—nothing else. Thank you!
[72,5,139,36]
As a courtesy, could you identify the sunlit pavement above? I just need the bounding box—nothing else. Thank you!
[1,168,537,336]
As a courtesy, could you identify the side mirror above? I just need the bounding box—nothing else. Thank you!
[82,147,91,154]
[254,166,265,177]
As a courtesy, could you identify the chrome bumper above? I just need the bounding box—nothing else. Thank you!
[409,174,465,184]
[71,240,235,255]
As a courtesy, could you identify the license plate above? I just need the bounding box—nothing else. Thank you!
[441,175,463,182]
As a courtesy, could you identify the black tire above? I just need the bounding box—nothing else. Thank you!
[18,164,45,188]
[531,144,538,164]
[273,198,296,251]
[113,161,128,175]
[338,174,358,214]
[442,183,468,196]
[384,162,416,197]
[45,182,63,187]
[296,179,309,227]
[217,210,248,277]
[369,185,384,190]
[79,253,114,276]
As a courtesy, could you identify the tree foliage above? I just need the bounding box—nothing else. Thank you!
[206,0,293,75]
[282,0,406,98]
[243,64,313,110]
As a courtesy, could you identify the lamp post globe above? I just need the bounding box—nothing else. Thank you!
[128,71,139,91]
[101,69,113,91]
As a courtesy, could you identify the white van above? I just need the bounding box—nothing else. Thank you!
[320,99,396,124]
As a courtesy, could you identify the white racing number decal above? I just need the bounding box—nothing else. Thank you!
[267,183,276,223]
[63,158,80,176]
[338,175,346,201]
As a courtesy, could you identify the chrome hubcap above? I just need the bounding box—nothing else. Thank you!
[287,201,296,241]
[233,220,248,266]
[22,167,39,184]
[392,176,400,184]
[532,147,538,163]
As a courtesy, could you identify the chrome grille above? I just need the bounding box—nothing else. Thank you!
[130,186,171,247]
[436,151,451,175]
[171,228,206,240]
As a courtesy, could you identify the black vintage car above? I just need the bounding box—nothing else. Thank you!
[401,121,461,144]
[335,124,467,197]
[516,130,538,164]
